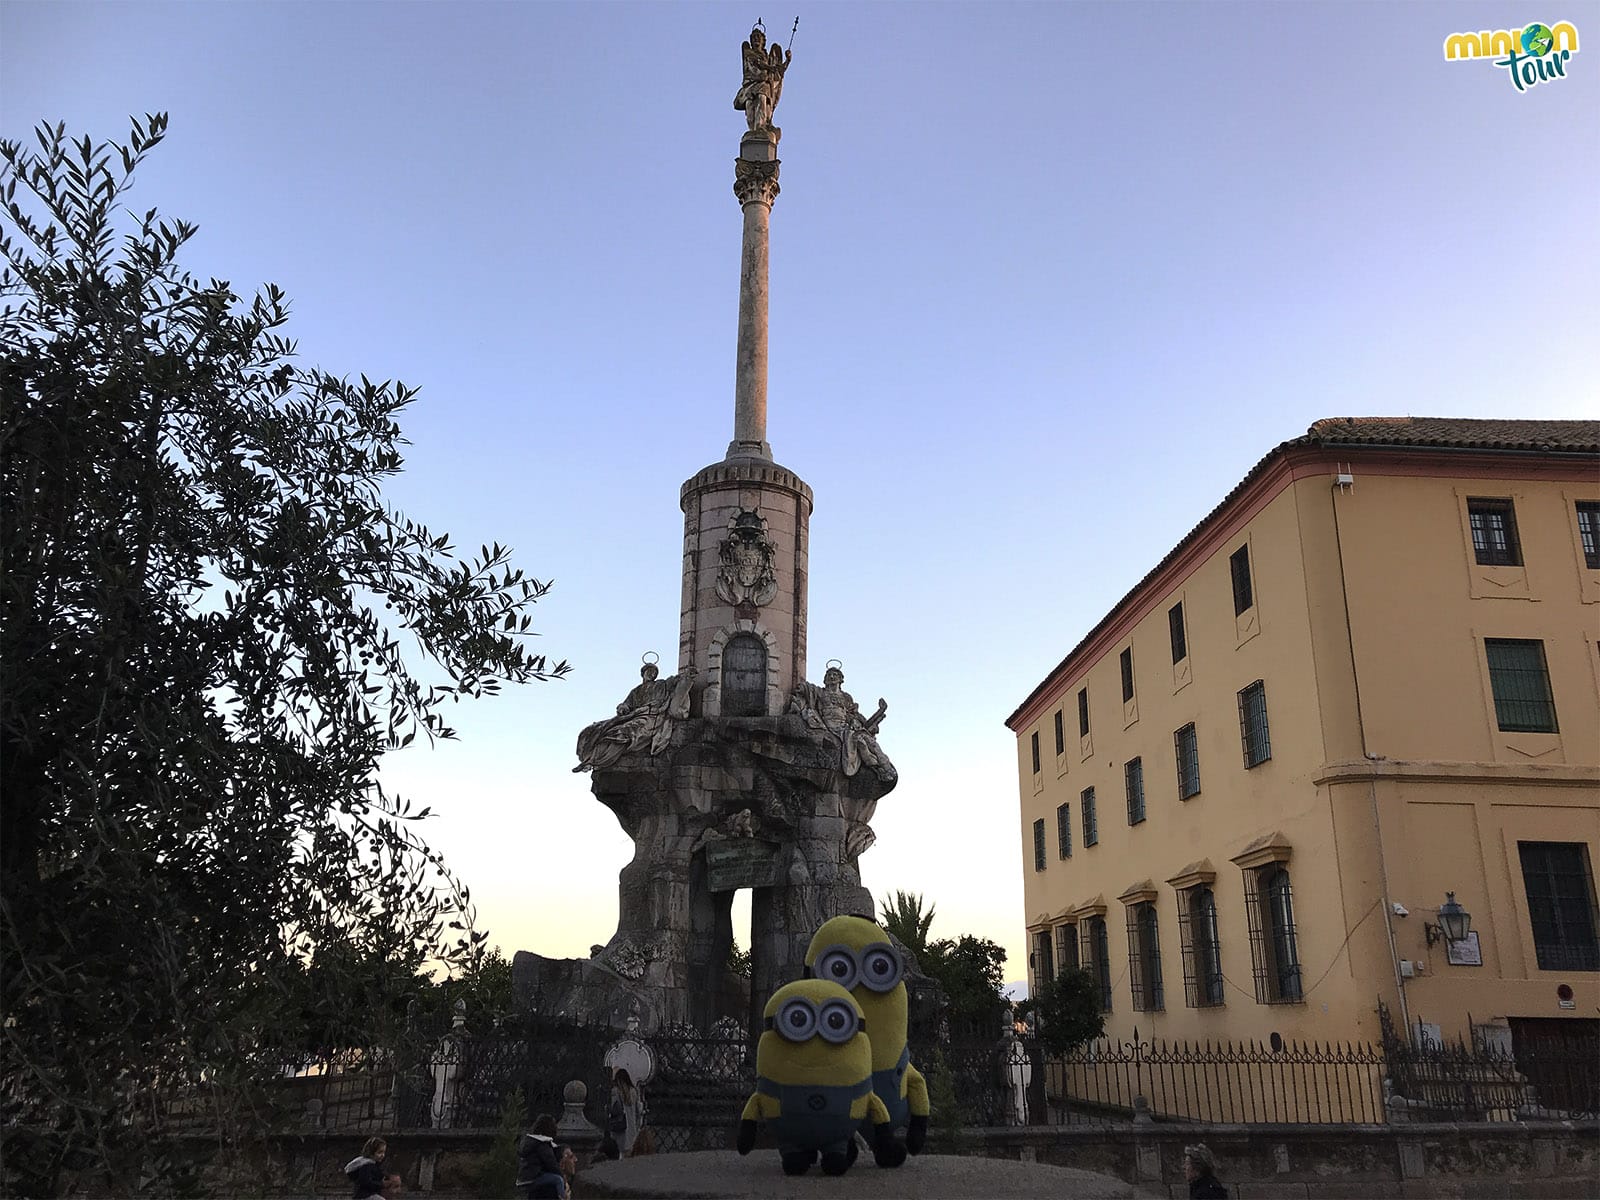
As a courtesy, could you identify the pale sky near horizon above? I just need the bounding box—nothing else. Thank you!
[4,2,1596,987]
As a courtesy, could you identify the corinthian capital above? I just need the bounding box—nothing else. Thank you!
[733,158,781,207]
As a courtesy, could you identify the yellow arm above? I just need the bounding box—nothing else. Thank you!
[865,1092,890,1126]
[741,1092,780,1121]
[904,1063,930,1118]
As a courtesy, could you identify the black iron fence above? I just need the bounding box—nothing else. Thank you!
[927,1035,1386,1126]
[269,1009,1597,1138]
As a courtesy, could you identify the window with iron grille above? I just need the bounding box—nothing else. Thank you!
[1177,885,1225,1007]
[1230,544,1253,615]
[1081,915,1113,1011]
[1126,901,1164,1012]
[1032,928,1054,985]
[1125,757,1145,825]
[1032,819,1045,872]
[1030,730,1040,774]
[1485,639,1558,733]
[1579,501,1600,570]
[1053,709,1064,756]
[1081,787,1098,847]
[1243,864,1303,1003]
[1120,647,1135,703]
[1078,687,1090,737]
[1056,922,1079,973]
[1518,841,1599,971]
[1056,802,1072,859]
[1175,723,1200,799]
[1168,601,1187,663]
[1468,497,1522,566]
[1237,680,1271,767]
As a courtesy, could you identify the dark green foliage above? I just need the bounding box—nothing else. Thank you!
[877,889,936,957]
[0,117,567,1195]
[1018,968,1105,1055]
[924,1048,963,1145]
[726,938,752,979]
[468,1089,530,1200]
[921,934,1009,1040]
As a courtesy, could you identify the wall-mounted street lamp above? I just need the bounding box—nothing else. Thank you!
[1425,892,1472,947]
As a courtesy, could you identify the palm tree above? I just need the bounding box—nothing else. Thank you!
[878,890,936,958]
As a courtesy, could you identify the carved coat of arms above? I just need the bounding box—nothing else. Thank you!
[715,509,778,606]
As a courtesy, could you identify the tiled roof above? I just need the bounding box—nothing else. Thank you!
[1304,416,1600,452]
[1004,416,1600,730]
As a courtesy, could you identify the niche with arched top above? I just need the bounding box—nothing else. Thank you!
[720,632,769,717]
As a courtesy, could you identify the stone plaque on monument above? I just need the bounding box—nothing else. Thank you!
[706,839,783,892]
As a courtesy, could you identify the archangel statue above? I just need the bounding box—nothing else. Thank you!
[734,23,792,133]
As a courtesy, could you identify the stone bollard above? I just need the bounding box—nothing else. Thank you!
[557,1079,603,1161]
[1131,1094,1153,1124]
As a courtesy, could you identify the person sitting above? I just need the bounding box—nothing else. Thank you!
[517,1115,567,1200]
[1184,1143,1230,1199]
[344,1137,391,1200]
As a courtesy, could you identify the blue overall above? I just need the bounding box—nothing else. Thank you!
[862,1043,911,1133]
[756,1075,873,1155]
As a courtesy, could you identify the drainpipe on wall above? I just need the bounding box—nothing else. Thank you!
[1330,469,1412,1037]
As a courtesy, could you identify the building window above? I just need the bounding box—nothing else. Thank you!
[1168,601,1187,664]
[1174,723,1201,799]
[1177,886,1226,1007]
[1077,687,1090,738]
[1237,680,1272,767]
[1120,647,1135,704]
[1468,497,1522,566]
[1518,842,1599,971]
[1032,819,1045,872]
[1578,501,1600,570]
[1244,865,1303,1003]
[1056,922,1079,973]
[1056,802,1072,860]
[1081,915,1113,1011]
[1053,709,1064,756]
[1230,544,1254,615]
[1030,730,1040,774]
[1081,787,1098,847]
[1485,639,1558,733]
[1126,901,1164,1012]
[1124,757,1145,825]
[1032,928,1054,985]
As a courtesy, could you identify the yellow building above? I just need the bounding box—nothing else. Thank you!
[1006,417,1599,1056]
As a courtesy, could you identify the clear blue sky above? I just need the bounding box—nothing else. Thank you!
[6,2,1595,985]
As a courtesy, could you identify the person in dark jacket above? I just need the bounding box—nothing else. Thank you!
[344,1137,389,1200]
[1184,1143,1229,1199]
[517,1115,567,1200]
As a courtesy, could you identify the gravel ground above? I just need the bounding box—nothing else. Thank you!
[579,1150,1143,1198]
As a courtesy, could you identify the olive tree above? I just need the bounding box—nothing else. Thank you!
[0,116,567,1195]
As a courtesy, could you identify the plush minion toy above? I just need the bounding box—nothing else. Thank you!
[805,914,931,1158]
[736,979,907,1175]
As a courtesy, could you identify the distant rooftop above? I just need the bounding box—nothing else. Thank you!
[1005,416,1600,730]
[1302,416,1600,452]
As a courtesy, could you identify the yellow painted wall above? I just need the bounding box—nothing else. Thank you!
[1015,453,1600,1047]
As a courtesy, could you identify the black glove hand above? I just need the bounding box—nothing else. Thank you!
[736,1119,758,1156]
[906,1114,928,1154]
[872,1123,907,1168]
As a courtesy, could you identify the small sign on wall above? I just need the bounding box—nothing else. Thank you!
[1446,930,1483,966]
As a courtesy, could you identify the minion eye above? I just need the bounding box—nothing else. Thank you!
[815,946,858,990]
[777,997,817,1041]
[860,943,903,992]
[818,999,858,1044]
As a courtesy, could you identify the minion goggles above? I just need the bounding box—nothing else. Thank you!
[766,996,866,1044]
[807,942,905,993]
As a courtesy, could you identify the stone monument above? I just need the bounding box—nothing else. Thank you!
[514,25,898,1033]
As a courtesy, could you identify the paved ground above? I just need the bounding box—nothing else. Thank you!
[580,1150,1142,1198]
